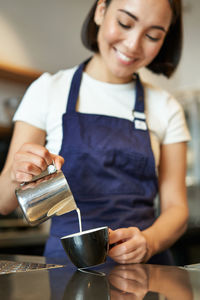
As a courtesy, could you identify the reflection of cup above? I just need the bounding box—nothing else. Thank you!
[61,227,109,269]
[15,165,77,226]
[62,269,110,300]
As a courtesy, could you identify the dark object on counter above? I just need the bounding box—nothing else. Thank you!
[61,226,109,269]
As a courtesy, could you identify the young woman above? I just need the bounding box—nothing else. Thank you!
[0,0,190,265]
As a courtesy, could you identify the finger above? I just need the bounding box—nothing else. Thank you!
[110,289,139,300]
[109,242,145,259]
[14,171,34,183]
[109,229,146,257]
[109,241,136,257]
[109,274,147,295]
[22,143,53,166]
[109,227,139,245]
[109,234,143,257]
[110,289,134,300]
[109,246,146,264]
[14,152,49,173]
[51,154,64,170]
[110,264,146,274]
[13,161,44,183]
[110,265,147,282]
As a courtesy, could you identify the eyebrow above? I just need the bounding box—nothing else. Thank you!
[118,9,139,21]
[118,9,167,33]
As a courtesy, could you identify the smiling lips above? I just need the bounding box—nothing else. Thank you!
[115,48,138,65]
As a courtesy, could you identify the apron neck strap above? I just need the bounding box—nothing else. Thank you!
[66,62,86,113]
[134,73,145,113]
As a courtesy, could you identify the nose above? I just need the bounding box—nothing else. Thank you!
[124,33,142,55]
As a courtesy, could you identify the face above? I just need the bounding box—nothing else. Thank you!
[94,0,172,83]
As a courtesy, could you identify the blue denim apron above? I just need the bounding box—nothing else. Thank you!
[44,61,174,265]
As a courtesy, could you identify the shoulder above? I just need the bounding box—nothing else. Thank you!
[13,66,78,128]
[31,66,78,91]
[143,81,184,123]
[142,81,190,143]
[18,66,78,106]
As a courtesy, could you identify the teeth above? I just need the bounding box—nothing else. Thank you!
[116,50,133,62]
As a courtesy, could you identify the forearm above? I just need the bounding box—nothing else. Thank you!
[0,122,47,215]
[142,204,189,259]
[0,168,19,215]
[142,142,189,260]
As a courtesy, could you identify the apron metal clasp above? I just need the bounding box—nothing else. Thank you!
[132,111,147,131]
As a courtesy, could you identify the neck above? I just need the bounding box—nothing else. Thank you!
[85,54,134,84]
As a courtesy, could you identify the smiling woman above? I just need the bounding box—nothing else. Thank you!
[82,0,182,78]
[88,0,172,82]
[0,0,190,266]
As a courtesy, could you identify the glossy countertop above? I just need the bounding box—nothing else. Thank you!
[0,254,199,300]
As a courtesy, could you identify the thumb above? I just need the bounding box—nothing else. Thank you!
[51,154,64,170]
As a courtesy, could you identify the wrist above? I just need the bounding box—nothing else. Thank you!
[142,230,156,263]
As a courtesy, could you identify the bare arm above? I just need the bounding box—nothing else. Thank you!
[108,142,188,263]
[143,142,188,258]
[0,121,64,215]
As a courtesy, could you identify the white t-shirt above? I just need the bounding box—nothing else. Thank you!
[13,66,190,168]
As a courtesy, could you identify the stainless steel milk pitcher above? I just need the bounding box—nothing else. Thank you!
[15,164,77,226]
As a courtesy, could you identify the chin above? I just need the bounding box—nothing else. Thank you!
[111,68,135,82]
[112,62,140,78]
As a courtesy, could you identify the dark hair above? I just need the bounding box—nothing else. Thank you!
[81,0,183,78]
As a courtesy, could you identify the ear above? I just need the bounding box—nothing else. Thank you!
[94,0,106,26]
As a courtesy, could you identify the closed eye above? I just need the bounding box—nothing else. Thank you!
[118,20,131,29]
[146,34,160,42]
